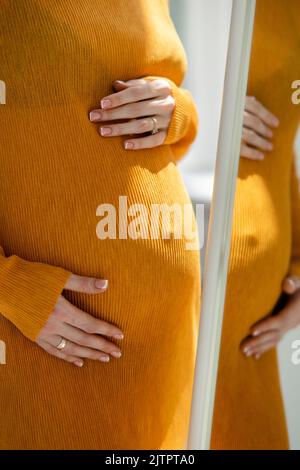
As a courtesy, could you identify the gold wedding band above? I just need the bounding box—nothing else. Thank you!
[56,338,67,350]
[150,117,159,135]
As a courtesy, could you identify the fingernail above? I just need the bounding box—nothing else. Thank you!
[74,360,84,367]
[286,279,296,293]
[273,117,280,127]
[114,334,124,340]
[89,111,102,121]
[124,142,134,150]
[100,127,112,136]
[252,330,260,337]
[114,80,125,84]
[111,351,122,358]
[254,354,260,360]
[100,355,110,362]
[95,279,108,289]
[101,99,112,109]
[244,348,252,356]
[267,143,273,151]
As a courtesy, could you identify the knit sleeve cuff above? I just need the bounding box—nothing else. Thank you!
[143,75,199,147]
[0,247,72,341]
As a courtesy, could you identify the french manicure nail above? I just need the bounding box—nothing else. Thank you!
[100,355,110,362]
[111,351,122,358]
[100,127,112,136]
[114,334,124,340]
[101,99,112,109]
[89,111,102,121]
[124,142,134,150]
[252,330,260,337]
[95,279,108,289]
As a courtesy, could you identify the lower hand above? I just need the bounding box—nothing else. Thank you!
[89,78,175,150]
[241,276,300,359]
[240,96,280,160]
[36,274,124,367]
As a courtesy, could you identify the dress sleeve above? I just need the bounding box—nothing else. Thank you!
[288,156,300,278]
[144,75,199,163]
[0,247,72,341]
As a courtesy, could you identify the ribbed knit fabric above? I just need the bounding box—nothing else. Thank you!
[0,0,200,449]
[211,0,300,450]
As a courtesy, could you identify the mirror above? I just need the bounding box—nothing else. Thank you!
[172,0,300,451]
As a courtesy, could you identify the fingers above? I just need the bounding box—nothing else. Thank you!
[65,274,108,293]
[57,322,122,358]
[37,271,125,366]
[241,96,280,161]
[54,296,124,339]
[89,95,175,123]
[249,315,282,337]
[242,127,273,152]
[241,330,281,358]
[88,78,174,150]
[247,339,279,359]
[44,334,114,362]
[243,111,273,139]
[98,78,171,110]
[240,143,264,161]
[245,96,280,128]
[282,275,300,294]
[99,116,167,138]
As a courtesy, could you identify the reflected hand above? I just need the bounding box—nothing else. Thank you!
[89,78,175,150]
[241,276,300,359]
[240,96,280,160]
[36,274,124,367]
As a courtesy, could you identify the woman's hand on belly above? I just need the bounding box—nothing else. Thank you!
[89,77,175,150]
[240,96,280,161]
[36,274,124,367]
[240,276,300,359]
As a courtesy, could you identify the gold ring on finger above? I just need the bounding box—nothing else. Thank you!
[56,338,67,350]
[150,117,159,135]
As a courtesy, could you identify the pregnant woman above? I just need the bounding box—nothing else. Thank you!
[0,1,200,449]
[211,0,300,450]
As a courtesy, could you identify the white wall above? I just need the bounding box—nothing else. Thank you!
[171,0,232,176]
[170,0,300,450]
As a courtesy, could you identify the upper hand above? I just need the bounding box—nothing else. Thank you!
[240,96,280,161]
[89,78,175,150]
[36,274,124,367]
[241,276,300,359]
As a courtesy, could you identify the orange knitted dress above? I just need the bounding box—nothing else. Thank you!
[211,0,300,450]
[0,0,200,449]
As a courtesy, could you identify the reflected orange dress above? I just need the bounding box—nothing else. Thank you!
[211,0,300,450]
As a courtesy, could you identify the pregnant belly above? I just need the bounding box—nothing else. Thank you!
[1,157,201,337]
[226,174,291,322]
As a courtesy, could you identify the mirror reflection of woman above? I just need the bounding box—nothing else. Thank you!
[211,0,300,450]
